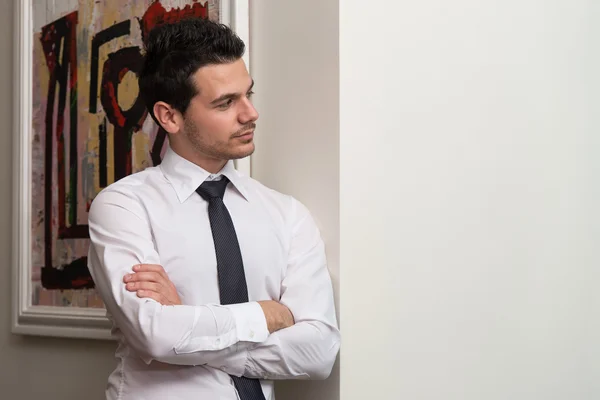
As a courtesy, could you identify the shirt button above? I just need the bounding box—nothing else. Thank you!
[249,331,255,338]
[215,338,221,347]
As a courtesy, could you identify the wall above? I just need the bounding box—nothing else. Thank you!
[0,0,117,399]
[339,0,600,399]
[250,1,340,400]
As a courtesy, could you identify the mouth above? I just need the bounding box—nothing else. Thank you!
[235,130,254,140]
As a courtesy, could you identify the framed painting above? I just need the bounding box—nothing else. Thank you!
[12,0,251,340]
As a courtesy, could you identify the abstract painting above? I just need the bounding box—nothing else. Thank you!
[13,0,250,339]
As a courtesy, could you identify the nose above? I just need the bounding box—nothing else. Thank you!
[239,97,259,125]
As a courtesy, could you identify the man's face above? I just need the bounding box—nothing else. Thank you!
[182,58,258,162]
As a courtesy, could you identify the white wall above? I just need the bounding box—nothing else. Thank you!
[250,1,340,400]
[340,0,600,399]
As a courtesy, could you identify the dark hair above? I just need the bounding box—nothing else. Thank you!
[139,18,245,124]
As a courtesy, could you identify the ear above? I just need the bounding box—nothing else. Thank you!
[153,101,183,135]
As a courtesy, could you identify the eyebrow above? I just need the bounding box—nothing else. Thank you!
[210,79,255,105]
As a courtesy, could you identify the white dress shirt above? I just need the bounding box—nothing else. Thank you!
[87,146,340,400]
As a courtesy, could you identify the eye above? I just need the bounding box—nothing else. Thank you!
[246,90,255,99]
[217,99,233,109]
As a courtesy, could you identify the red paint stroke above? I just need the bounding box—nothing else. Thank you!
[40,12,78,235]
[141,0,208,42]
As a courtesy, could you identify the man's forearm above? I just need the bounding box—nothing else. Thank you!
[245,319,340,380]
[202,318,340,380]
[104,294,269,370]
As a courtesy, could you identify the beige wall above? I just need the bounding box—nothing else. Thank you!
[250,1,340,400]
[0,0,117,399]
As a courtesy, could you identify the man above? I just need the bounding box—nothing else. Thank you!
[87,17,340,400]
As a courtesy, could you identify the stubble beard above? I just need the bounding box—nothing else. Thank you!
[184,119,255,161]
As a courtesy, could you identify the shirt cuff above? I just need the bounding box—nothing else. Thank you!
[227,302,270,343]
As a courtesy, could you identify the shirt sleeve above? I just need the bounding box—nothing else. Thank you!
[87,187,269,371]
[221,198,341,380]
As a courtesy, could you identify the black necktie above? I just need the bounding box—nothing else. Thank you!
[196,177,266,400]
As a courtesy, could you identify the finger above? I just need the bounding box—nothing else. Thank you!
[132,264,165,274]
[133,264,170,281]
[124,272,163,283]
[125,281,161,293]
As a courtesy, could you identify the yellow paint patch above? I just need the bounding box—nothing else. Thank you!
[118,70,139,111]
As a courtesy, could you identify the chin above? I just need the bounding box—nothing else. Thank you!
[228,143,255,160]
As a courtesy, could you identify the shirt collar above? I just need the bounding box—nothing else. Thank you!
[159,146,250,203]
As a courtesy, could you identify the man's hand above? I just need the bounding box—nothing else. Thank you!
[258,300,295,333]
[124,264,182,306]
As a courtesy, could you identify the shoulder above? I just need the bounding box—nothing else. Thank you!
[242,176,313,228]
[88,168,159,222]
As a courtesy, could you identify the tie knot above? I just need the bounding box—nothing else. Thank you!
[196,176,230,201]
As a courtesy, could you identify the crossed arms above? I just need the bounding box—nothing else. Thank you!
[87,188,340,380]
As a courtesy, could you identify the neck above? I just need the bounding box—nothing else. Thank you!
[169,141,228,174]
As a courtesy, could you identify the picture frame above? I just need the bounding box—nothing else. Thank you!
[12,0,251,340]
